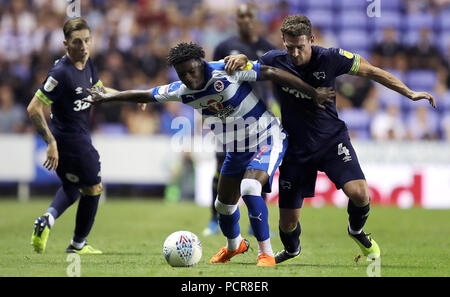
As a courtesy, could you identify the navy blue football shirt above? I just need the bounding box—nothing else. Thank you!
[259,46,361,160]
[35,55,102,152]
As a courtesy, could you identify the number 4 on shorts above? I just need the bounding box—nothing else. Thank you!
[338,143,352,162]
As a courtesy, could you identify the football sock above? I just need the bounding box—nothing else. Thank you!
[46,184,80,223]
[218,208,241,243]
[73,193,100,244]
[211,172,219,221]
[279,221,301,254]
[347,200,370,234]
[257,238,274,257]
[242,195,270,242]
[227,234,243,251]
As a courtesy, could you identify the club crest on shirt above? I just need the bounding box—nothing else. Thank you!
[44,76,58,92]
[214,80,225,92]
[200,95,225,113]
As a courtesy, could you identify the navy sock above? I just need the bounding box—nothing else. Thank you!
[279,221,301,254]
[347,200,370,232]
[73,194,100,244]
[242,195,270,242]
[218,208,240,239]
[47,184,80,219]
[211,174,219,221]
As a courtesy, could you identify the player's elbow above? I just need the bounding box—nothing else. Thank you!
[260,65,280,81]
[27,97,43,116]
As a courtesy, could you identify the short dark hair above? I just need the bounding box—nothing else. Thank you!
[280,15,312,37]
[166,42,205,66]
[63,17,91,40]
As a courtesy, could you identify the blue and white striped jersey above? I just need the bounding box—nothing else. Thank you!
[150,60,284,152]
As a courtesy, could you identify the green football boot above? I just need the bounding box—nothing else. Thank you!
[66,243,102,254]
[348,228,380,260]
[31,215,51,253]
[274,249,301,264]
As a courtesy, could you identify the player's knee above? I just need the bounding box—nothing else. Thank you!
[240,178,262,197]
[82,183,103,196]
[214,198,238,215]
[279,209,300,232]
[346,185,370,206]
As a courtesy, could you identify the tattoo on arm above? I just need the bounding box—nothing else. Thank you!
[29,113,55,144]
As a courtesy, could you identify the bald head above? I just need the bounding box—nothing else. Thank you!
[236,3,259,42]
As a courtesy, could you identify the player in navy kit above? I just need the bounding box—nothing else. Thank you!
[225,15,436,263]
[27,18,116,254]
[202,3,278,237]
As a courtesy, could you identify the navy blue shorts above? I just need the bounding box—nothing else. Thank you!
[278,133,365,209]
[56,147,101,187]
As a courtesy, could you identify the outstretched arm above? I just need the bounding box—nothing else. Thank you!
[225,55,334,109]
[83,89,156,104]
[354,56,436,108]
[260,65,335,109]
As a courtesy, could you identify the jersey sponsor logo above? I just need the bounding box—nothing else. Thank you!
[339,49,354,59]
[200,95,225,113]
[338,143,352,162]
[214,80,225,92]
[281,86,312,100]
[44,76,59,92]
[313,71,326,80]
[75,87,83,94]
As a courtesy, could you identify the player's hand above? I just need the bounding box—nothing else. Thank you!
[313,87,335,110]
[408,91,437,108]
[44,141,58,171]
[224,54,248,74]
[83,88,108,104]
[91,85,106,94]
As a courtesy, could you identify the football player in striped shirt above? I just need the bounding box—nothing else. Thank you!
[83,42,334,266]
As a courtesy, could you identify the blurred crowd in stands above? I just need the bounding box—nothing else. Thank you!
[1,0,450,141]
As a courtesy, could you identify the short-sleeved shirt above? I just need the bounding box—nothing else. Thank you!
[35,55,102,154]
[150,60,283,152]
[259,46,361,162]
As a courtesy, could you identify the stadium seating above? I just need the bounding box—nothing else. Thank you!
[336,10,369,30]
[338,108,371,139]
[370,11,402,31]
[336,0,367,10]
[337,29,371,51]
[405,70,437,91]
[405,13,435,31]
[306,9,335,31]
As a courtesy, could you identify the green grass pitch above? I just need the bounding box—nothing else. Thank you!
[0,198,449,277]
